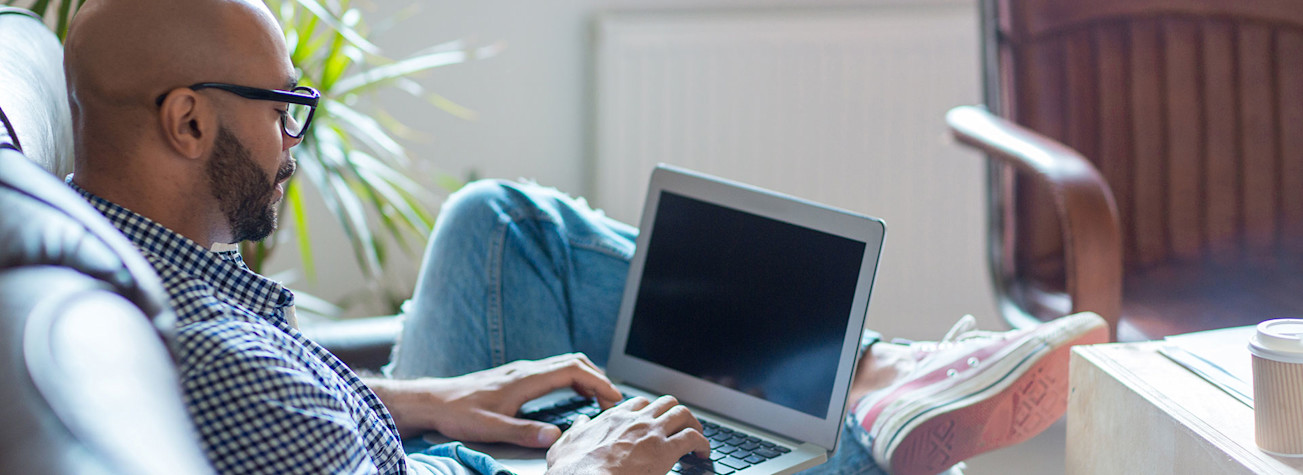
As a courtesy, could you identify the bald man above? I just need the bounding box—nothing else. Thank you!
[62,0,712,473]
[62,0,1108,474]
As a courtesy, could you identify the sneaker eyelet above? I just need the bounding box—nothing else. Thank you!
[968,357,979,367]
[946,368,958,377]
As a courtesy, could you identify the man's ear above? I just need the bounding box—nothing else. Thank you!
[157,89,214,160]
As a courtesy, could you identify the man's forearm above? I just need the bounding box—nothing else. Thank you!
[364,377,448,438]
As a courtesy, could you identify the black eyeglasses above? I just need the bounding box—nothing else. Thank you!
[155,82,321,138]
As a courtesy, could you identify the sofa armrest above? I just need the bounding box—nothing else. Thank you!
[300,315,400,373]
[946,105,1123,341]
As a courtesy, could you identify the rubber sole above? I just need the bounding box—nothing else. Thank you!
[887,322,1108,475]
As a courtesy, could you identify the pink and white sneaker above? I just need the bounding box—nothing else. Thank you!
[849,312,1108,475]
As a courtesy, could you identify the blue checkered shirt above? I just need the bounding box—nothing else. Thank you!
[69,181,408,474]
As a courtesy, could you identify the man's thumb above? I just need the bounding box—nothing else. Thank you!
[490,413,562,448]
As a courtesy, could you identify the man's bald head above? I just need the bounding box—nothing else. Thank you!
[66,0,289,109]
[65,0,292,161]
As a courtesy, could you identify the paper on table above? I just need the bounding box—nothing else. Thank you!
[1158,325,1257,409]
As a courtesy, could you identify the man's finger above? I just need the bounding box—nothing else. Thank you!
[658,404,703,433]
[605,395,650,415]
[505,355,619,405]
[540,352,602,374]
[572,414,591,427]
[485,412,563,448]
[576,382,623,410]
[667,427,712,459]
[642,395,681,417]
[557,352,602,371]
[535,356,622,406]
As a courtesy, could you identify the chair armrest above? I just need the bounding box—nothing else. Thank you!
[300,315,401,373]
[946,105,1123,341]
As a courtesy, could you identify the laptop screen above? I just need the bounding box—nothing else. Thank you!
[623,191,868,418]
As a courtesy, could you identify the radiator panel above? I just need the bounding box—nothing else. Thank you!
[593,7,999,338]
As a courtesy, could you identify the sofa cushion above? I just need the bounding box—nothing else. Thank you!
[0,7,74,176]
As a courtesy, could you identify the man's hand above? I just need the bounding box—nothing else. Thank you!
[545,395,710,474]
[366,353,622,447]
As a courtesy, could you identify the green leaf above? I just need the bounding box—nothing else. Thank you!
[320,100,406,164]
[289,5,321,66]
[357,182,415,256]
[289,0,379,55]
[346,148,427,194]
[319,21,352,90]
[351,152,432,241]
[377,77,479,122]
[242,240,266,273]
[369,104,429,142]
[323,158,381,278]
[423,90,479,121]
[293,128,379,279]
[339,174,391,266]
[54,0,75,40]
[285,177,315,284]
[331,48,468,95]
[28,0,52,18]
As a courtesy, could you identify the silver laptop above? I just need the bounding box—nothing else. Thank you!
[428,165,886,474]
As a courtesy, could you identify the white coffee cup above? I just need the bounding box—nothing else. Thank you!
[1249,319,1303,457]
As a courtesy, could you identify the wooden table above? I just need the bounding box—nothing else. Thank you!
[1067,342,1303,474]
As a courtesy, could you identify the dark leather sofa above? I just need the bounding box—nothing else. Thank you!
[0,6,395,472]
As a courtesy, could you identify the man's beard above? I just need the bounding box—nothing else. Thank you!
[206,126,295,243]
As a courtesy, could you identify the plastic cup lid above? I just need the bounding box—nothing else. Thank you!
[1249,319,1303,363]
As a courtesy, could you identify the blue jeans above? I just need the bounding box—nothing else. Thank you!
[385,180,883,475]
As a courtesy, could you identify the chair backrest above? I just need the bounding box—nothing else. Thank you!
[0,7,74,177]
[0,8,212,474]
[988,0,1303,286]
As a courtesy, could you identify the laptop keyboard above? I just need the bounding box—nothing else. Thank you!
[518,395,623,431]
[519,395,793,474]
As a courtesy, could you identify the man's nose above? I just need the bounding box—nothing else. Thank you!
[283,128,304,149]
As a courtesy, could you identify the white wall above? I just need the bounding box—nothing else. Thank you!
[275,0,1005,342]
[363,0,974,194]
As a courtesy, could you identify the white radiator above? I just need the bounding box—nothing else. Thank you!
[591,5,1002,339]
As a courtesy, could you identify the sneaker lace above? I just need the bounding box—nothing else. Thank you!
[912,315,1005,355]
[940,314,979,343]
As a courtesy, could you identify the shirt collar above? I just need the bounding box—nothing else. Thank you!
[66,177,293,317]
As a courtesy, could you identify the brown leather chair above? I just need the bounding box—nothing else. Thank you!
[948,0,1303,341]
